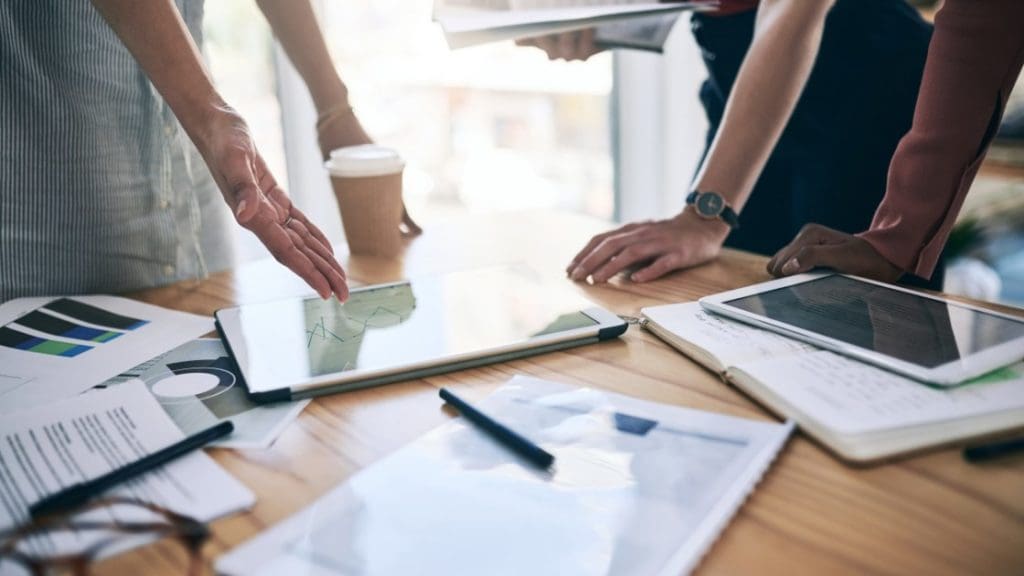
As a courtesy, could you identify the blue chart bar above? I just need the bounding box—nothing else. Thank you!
[14,311,123,343]
[0,326,93,357]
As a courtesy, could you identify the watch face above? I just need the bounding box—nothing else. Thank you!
[695,192,725,217]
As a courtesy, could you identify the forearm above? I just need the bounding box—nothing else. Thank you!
[692,0,834,212]
[858,0,1024,278]
[89,0,225,149]
[256,0,349,114]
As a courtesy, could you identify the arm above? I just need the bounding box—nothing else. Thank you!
[567,0,835,283]
[254,0,367,155]
[256,0,421,235]
[89,0,348,300]
[768,0,1024,281]
[690,0,835,213]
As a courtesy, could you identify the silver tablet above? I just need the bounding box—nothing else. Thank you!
[700,273,1024,386]
[216,265,627,402]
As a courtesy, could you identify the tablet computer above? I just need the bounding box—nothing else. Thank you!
[215,265,627,402]
[699,273,1024,386]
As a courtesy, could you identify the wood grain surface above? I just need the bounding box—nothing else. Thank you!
[98,210,1024,575]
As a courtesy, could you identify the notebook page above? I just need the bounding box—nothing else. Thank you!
[642,302,814,369]
[733,351,1024,436]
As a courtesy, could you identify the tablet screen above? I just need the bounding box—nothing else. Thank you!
[225,265,601,388]
[724,275,1024,368]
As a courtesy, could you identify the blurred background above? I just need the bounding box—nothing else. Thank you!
[203,0,1024,308]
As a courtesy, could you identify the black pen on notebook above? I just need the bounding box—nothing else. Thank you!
[439,388,555,470]
[29,420,234,519]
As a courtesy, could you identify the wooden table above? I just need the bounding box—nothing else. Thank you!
[103,210,1024,575]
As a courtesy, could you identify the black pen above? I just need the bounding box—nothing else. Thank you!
[963,436,1024,463]
[439,388,555,470]
[30,421,234,519]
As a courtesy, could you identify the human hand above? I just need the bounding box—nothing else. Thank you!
[316,105,422,237]
[515,29,604,62]
[766,224,902,282]
[566,209,731,284]
[202,106,349,300]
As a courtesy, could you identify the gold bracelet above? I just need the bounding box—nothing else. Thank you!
[316,103,355,132]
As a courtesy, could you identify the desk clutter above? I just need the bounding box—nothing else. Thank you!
[640,302,1024,462]
[1,272,1022,574]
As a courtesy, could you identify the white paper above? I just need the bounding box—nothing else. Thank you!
[643,302,815,368]
[0,295,213,413]
[436,2,709,48]
[99,339,309,449]
[737,351,1024,436]
[218,376,791,576]
[0,381,253,534]
[592,13,680,52]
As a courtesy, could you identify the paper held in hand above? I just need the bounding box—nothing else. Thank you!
[433,0,716,49]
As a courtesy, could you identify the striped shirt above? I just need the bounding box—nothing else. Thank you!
[0,0,233,303]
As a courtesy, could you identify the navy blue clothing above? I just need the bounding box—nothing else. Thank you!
[691,0,939,287]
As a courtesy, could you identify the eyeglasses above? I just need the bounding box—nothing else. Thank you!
[0,497,209,576]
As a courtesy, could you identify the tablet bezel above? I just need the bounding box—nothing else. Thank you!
[698,272,1024,386]
[215,280,627,402]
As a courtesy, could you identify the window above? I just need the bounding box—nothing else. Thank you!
[204,1,708,260]
[285,0,616,246]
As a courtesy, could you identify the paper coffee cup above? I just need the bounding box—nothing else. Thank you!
[325,145,406,258]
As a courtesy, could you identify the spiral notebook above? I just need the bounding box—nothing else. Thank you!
[218,376,792,576]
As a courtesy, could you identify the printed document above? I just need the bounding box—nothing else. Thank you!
[0,380,253,536]
[434,1,712,48]
[0,296,213,412]
[219,376,791,576]
[100,339,309,449]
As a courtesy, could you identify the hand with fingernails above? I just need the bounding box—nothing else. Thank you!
[203,105,349,301]
[766,223,903,282]
[566,208,731,284]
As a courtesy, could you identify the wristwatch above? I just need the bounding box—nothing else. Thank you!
[686,190,740,230]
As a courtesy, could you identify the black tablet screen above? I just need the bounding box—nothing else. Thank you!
[724,276,1024,368]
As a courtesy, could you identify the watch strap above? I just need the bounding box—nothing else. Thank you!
[719,205,740,229]
[686,190,740,230]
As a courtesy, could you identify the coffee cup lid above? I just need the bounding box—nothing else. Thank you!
[325,144,405,178]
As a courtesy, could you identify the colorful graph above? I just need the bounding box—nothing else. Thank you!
[0,326,92,357]
[14,310,122,343]
[0,298,149,358]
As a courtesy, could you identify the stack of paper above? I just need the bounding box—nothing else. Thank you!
[434,0,715,49]
[0,295,266,573]
[0,381,254,561]
[0,295,213,411]
[100,339,310,449]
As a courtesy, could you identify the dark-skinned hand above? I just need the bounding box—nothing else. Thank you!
[767,223,902,282]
